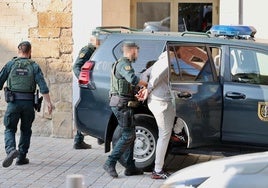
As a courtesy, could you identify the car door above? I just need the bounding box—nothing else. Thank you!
[169,43,222,148]
[222,46,268,145]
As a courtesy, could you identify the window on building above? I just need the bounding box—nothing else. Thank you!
[178,3,212,32]
[136,2,170,31]
[134,1,214,32]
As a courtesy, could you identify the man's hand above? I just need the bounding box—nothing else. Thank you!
[43,93,54,115]
[135,87,149,101]
[47,102,54,115]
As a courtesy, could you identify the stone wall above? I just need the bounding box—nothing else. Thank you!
[0,0,73,138]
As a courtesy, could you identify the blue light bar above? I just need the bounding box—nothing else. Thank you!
[209,25,257,37]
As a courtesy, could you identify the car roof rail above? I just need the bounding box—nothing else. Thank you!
[94,26,142,34]
[181,31,210,38]
[207,25,256,40]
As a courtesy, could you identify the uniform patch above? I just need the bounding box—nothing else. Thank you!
[124,65,131,71]
[258,102,268,121]
[79,52,85,58]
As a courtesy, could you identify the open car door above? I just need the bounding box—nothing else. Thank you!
[168,43,222,148]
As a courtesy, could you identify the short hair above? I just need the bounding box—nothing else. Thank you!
[18,41,31,53]
[123,41,139,49]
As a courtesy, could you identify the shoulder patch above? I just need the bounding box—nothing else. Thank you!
[79,52,85,58]
[124,65,132,71]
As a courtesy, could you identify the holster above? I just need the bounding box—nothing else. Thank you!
[34,90,43,112]
[4,87,14,102]
[109,95,140,108]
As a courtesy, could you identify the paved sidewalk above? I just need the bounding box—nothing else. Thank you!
[0,133,219,188]
[0,134,165,188]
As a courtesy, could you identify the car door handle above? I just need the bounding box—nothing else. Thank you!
[177,91,192,99]
[225,92,246,99]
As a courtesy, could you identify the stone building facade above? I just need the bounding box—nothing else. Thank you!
[0,0,73,138]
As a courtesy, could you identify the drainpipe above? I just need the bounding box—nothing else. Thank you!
[239,0,243,24]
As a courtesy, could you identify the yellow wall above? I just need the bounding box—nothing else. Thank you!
[102,0,131,26]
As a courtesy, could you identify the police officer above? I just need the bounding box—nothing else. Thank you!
[73,33,103,149]
[103,41,147,178]
[0,41,53,168]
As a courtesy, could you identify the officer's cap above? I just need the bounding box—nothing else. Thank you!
[18,41,31,49]
[123,41,139,48]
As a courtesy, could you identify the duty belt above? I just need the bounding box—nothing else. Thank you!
[13,92,34,100]
[110,93,133,98]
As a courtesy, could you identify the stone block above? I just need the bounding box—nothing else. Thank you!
[55,72,73,83]
[32,117,52,137]
[60,44,73,54]
[49,84,61,103]
[60,54,73,63]
[55,101,72,112]
[60,36,73,45]
[48,0,72,12]
[59,83,73,103]
[38,28,61,38]
[38,12,72,28]
[33,58,48,74]
[31,39,60,58]
[61,28,72,37]
[51,111,73,138]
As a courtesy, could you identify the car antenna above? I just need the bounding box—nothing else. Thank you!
[183,18,188,32]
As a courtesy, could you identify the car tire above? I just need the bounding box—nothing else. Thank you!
[112,115,158,172]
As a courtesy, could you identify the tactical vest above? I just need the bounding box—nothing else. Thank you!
[7,58,36,93]
[110,60,134,97]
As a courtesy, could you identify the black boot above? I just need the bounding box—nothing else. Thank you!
[73,141,92,149]
[16,157,29,165]
[124,167,144,176]
[2,150,19,168]
[103,163,118,178]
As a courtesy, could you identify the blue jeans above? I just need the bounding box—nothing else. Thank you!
[4,101,35,157]
[106,106,136,168]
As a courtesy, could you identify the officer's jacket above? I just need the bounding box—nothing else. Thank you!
[73,43,96,78]
[111,57,140,97]
[0,57,49,94]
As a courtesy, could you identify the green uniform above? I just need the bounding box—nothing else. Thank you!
[110,57,140,98]
[73,43,96,78]
[105,56,140,169]
[73,43,96,144]
[0,57,49,158]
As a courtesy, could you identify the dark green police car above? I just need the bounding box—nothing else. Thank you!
[75,25,268,170]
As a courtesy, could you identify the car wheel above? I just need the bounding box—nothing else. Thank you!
[112,115,158,172]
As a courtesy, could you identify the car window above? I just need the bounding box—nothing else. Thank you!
[168,44,220,82]
[230,48,268,85]
[113,40,165,74]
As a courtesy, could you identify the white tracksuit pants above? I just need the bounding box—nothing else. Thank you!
[148,98,175,172]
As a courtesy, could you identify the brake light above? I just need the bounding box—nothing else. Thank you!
[78,61,95,89]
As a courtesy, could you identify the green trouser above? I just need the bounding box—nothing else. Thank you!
[74,130,84,144]
[105,106,136,168]
[4,100,35,158]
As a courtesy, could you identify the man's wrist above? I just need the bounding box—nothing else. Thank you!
[147,87,153,94]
